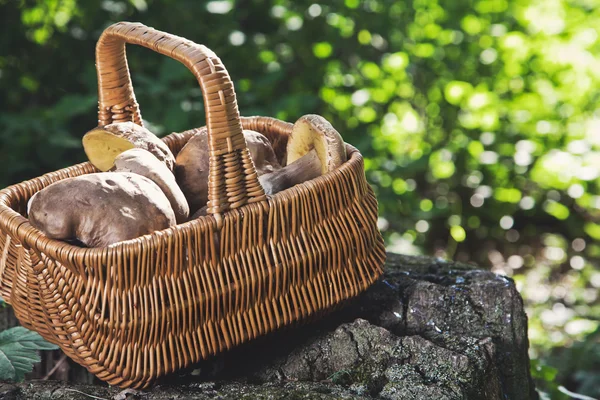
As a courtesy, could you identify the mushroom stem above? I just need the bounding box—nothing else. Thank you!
[259,149,322,195]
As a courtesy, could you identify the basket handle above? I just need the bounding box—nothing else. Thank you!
[95,22,266,222]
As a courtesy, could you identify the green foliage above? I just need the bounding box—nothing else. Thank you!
[545,327,600,399]
[531,359,568,400]
[0,326,58,381]
[0,0,599,394]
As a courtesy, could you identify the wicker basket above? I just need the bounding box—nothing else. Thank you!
[0,22,385,389]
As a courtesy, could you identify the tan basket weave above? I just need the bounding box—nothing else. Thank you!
[0,22,385,389]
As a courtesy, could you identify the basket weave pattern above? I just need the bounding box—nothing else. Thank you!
[0,22,385,389]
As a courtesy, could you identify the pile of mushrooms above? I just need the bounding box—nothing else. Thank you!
[27,115,347,247]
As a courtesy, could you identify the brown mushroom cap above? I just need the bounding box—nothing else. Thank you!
[27,172,176,248]
[242,130,281,175]
[114,148,190,223]
[174,127,209,213]
[286,114,346,174]
[189,205,209,220]
[175,128,281,213]
[83,121,175,172]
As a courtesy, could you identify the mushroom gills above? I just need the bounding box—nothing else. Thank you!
[83,122,175,172]
[83,132,136,171]
[286,125,327,172]
[287,114,346,174]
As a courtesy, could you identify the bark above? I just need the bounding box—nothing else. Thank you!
[0,253,537,399]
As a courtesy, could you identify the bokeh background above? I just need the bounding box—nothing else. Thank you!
[1,0,599,397]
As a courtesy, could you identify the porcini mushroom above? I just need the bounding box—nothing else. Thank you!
[114,148,190,223]
[286,114,346,174]
[258,149,322,195]
[175,128,281,213]
[189,205,208,220]
[258,115,346,195]
[28,172,176,248]
[83,121,175,172]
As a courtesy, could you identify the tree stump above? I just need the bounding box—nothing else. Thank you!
[0,253,536,399]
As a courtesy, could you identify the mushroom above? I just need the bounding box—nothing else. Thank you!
[258,115,346,195]
[83,122,175,172]
[258,149,322,195]
[114,148,190,223]
[175,128,281,213]
[285,114,346,174]
[28,172,176,248]
[189,205,208,220]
